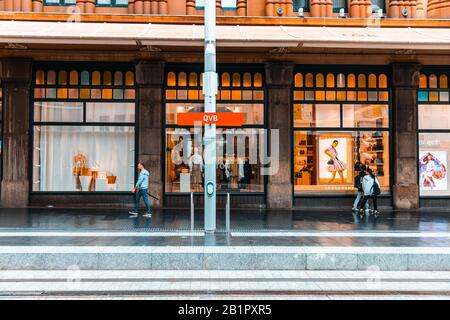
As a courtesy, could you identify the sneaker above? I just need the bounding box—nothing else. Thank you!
[143,212,152,218]
[128,211,138,216]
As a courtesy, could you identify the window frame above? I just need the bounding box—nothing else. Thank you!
[293,0,310,12]
[96,0,129,8]
[43,0,77,6]
[163,63,268,196]
[30,62,138,195]
[417,68,450,199]
[292,66,393,198]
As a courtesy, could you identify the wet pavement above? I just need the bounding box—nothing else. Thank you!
[0,207,449,231]
[0,208,449,247]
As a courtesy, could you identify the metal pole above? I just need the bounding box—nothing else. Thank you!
[226,193,230,235]
[190,192,194,232]
[203,0,217,233]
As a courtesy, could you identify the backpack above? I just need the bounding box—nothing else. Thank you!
[371,176,381,196]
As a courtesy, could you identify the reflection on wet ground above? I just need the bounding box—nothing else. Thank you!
[0,208,449,247]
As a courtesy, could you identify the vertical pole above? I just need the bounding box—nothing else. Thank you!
[203,0,217,233]
[226,193,230,235]
[190,192,194,232]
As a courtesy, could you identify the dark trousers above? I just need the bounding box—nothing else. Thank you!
[134,189,150,212]
[358,195,378,211]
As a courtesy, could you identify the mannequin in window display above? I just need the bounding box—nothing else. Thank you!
[171,136,188,181]
[360,133,377,165]
[189,147,203,192]
[324,140,347,184]
[72,149,88,191]
[225,154,243,189]
[240,158,254,190]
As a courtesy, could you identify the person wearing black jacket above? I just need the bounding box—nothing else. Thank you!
[352,164,369,212]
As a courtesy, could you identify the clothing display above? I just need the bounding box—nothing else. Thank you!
[326,145,347,172]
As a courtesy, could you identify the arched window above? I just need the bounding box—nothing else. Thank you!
[92,71,101,86]
[103,71,112,86]
[114,71,123,86]
[167,72,176,86]
[81,71,90,85]
[347,74,356,88]
[358,74,366,88]
[47,70,56,85]
[243,73,252,87]
[368,74,377,88]
[316,74,324,88]
[429,74,438,89]
[189,72,198,86]
[69,71,79,85]
[176,72,186,86]
[125,72,134,86]
[221,73,230,87]
[439,75,448,89]
[36,70,45,85]
[295,73,303,87]
[254,73,262,87]
[305,73,314,87]
[232,73,241,87]
[326,74,335,88]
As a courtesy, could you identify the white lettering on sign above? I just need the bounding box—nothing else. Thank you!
[203,114,218,123]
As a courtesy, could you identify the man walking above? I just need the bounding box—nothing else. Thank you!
[129,161,152,218]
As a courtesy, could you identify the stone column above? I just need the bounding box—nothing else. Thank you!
[265,62,294,209]
[135,61,165,207]
[391,62,421,210]
[0,59,32,208]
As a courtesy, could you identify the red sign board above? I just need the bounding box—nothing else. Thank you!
[177,112,245,127]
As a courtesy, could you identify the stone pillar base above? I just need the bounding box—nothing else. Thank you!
[393,184,419,210]
[1,181,29,208]
[267,183,293,209]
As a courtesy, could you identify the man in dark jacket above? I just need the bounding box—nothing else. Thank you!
[352,164,369,212]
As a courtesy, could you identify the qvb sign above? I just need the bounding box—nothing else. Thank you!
[177,112,245,127]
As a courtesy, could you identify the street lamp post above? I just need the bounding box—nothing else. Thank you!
[203,0,217,233]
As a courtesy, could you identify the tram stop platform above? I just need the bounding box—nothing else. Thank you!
[0,208,450,298]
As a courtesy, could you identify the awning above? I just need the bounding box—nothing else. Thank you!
[1,20,450,50]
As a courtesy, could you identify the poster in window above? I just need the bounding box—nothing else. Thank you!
[419,151,448,191]
[319,137,351,182]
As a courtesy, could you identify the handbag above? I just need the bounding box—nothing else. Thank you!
[327,159,334,165]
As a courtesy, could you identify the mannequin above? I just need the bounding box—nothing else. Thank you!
[188,147,203,192]
[73,149,88,191]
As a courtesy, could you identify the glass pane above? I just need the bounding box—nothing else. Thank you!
[165,103,264,125]
[293,130,390,195]
[32,125,135,192]
[295,73,303,87]
[167,72,176,86]
[165,128,264,193]
[114,71,123,86]
[86,102,135,123]
[293,104,340,128]
[419,104,450,130]
[34,102,83,122]
[343,104,389,128]
[419,133,450,196]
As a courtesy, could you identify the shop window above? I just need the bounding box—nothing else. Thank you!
[32,66,136,193]
[332,0,347,12]
[96,0,129,7]
[293,69,390,195]
[44,0,76,5]
[418,71,450,197]
[164,68,265,193]
[293,0,310,12]
[294,131,390,195]
[371,0,385,12]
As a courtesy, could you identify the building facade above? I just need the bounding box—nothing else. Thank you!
[1,0,450,209]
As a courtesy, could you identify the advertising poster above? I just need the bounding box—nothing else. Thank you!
[319,137,349,181]
[419,151,448,192]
